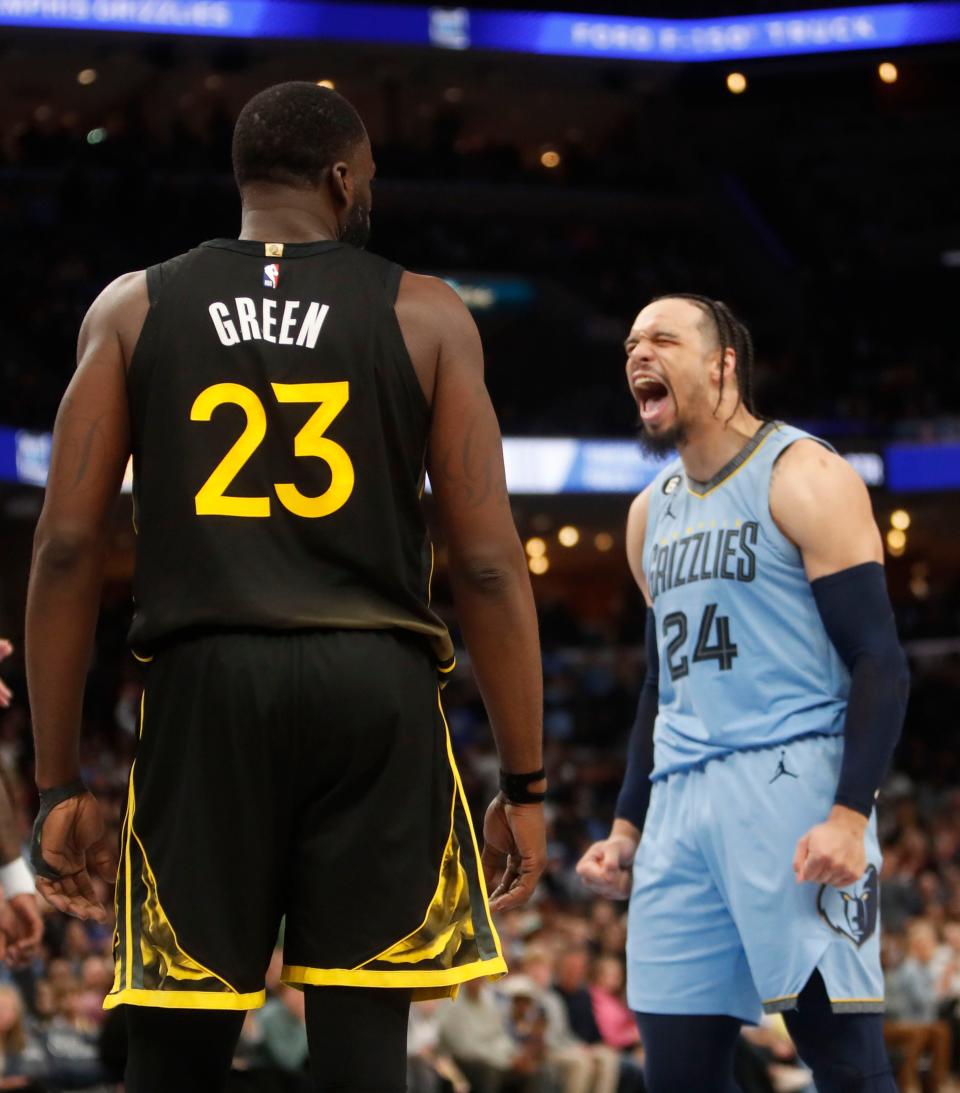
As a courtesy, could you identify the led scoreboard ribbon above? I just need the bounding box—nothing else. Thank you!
[1,1,959,60]
[0,427,895,494]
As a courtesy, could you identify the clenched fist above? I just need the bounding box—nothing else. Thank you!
[575,820,640,901]
[793,805,868,889]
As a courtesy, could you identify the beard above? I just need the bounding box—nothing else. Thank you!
[340,197,371,249]
[636,418,687,458]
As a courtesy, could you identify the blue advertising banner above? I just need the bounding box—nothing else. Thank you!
[885,442,960,492]
[0,1,958,61]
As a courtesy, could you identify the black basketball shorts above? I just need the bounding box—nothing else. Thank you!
[103,629,506,1012]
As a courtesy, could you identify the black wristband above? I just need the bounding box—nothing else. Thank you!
[499,768,546,804]
[30,778,87,881]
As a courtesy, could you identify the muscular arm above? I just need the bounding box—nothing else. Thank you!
[772,441,908,883]
[770,440,883,581]
[423,278,542,775]
[26,272,144,789]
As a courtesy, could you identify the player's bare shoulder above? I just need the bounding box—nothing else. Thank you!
[770,438,882,575]
[770,439,869,521]
[79,270,149,369]
[626,485,654,604]
[395,273,476,404]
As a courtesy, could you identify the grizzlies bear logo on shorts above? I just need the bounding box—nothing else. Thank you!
[817,865,878,948]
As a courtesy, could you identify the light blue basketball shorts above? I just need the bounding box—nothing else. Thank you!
[626,733,883,1024]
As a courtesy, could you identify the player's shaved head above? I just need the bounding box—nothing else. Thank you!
[232,81,368,190]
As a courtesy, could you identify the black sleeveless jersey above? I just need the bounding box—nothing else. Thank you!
[126,238,454,669]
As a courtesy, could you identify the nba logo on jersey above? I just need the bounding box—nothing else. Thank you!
[263,263,280,289]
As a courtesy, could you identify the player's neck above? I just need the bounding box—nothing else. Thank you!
[676,407,765,484]
[239,184,339,244]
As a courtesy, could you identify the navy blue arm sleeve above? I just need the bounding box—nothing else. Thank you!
[811,561,910,818]
[615,610,658,831]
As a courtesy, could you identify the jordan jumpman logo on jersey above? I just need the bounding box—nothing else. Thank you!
[769,749,799,784]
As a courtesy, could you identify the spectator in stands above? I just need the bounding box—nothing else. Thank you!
[553,946,601,1045]
[255,986,309,1075]
[407,999,469,1093]
[42,979,111,1088]
[587,956,641,1057]
[76,957,111,1029]
[435,976,551,1091]
[0,984,47,1088]
[881,831,928,933]
[740,1016,815,1093]
[933,919,960,1072]
[521,945,619,1093]
[884,922,955,1092]
[552,947,644,1091]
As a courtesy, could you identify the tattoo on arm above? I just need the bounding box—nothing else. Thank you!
[436,393,508,509]
[70,416,106,492]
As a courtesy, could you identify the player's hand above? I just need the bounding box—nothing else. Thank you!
[34,793,117,923]
[4,893,44,964]
[481,794,546,913]
[0,639,13,709]
[793,805,867,888]
[575,829,639,900]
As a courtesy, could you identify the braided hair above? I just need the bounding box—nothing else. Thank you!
[652,294,758,421]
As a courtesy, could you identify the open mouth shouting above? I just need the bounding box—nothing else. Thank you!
[631,372,673,427]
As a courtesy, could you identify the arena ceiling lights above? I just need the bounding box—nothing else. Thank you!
[2,1,960,61]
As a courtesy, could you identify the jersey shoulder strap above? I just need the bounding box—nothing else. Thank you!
[353,250,405,305]
[144,250,194,307]
[758,420,837,474]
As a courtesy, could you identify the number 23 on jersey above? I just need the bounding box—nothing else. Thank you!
[190,381,354,518]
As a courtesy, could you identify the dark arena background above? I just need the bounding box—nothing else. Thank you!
[0,1,959,1089]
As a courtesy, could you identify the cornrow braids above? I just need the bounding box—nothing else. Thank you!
[652,293,758,421]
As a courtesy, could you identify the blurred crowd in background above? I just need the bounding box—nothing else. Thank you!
[0,631,956,1090]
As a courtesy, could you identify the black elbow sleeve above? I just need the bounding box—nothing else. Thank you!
[616,611,659,831]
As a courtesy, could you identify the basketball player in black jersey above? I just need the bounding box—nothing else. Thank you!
[25,83,546,1092]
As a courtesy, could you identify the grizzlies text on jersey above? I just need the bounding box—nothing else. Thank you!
[643,421,850,778]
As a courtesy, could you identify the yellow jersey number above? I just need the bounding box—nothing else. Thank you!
[190,381,354,518]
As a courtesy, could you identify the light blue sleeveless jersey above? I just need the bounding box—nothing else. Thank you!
[643,421,849,780]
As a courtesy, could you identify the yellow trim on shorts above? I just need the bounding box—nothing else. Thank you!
[103,988,266,1011]
[353,746,463,971]
[281,688,505,1000]
[829,996,884,1004]
[686,427,775,499]
[281,955,508,994]
[110,688,250,1009]
[762,993,799,1005]
[437,696,505,965]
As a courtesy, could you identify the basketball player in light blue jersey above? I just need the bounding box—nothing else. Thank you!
[578,294,908,1093]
